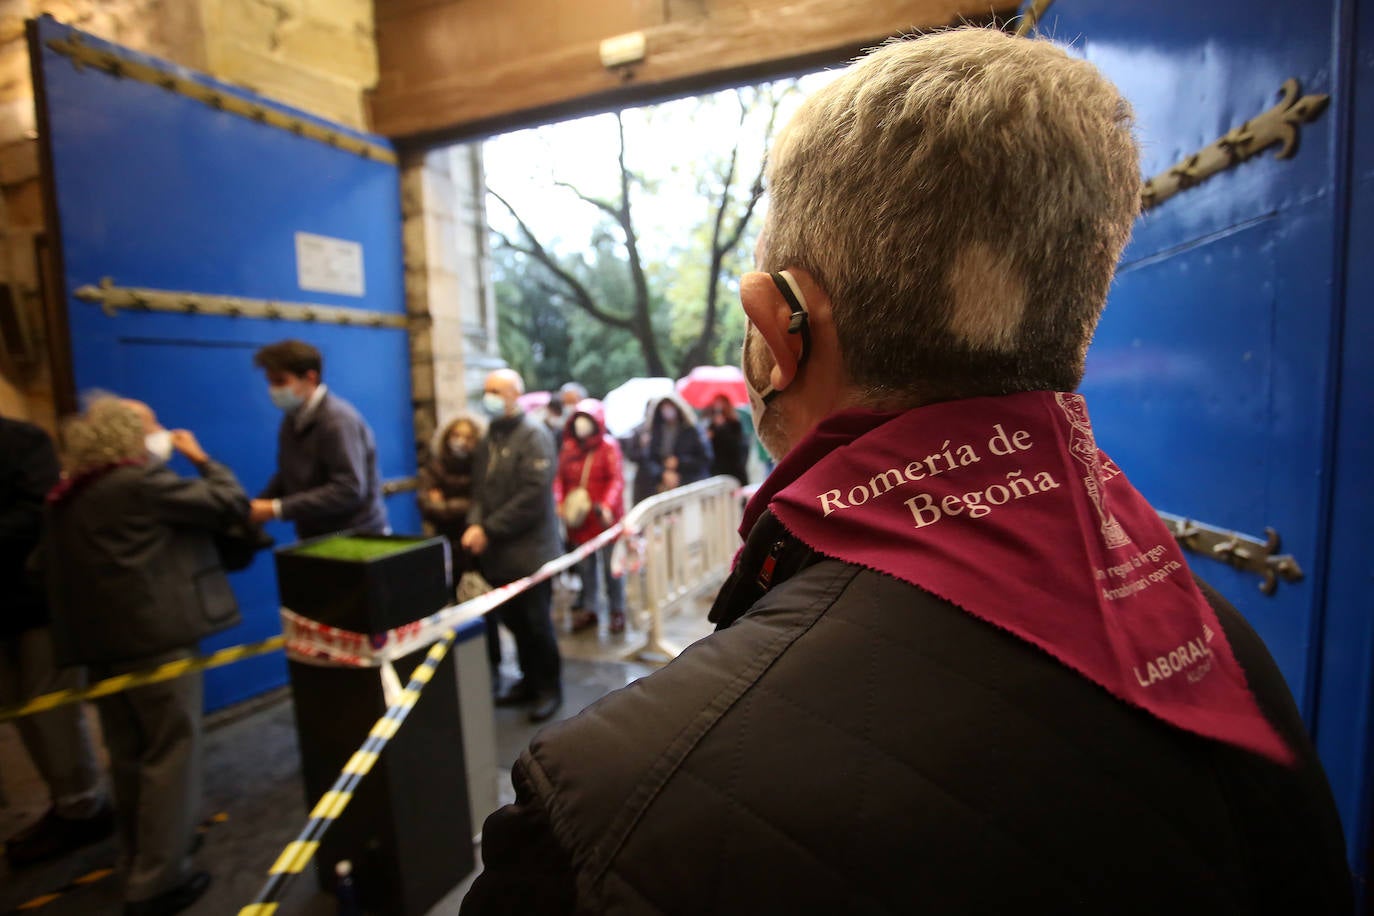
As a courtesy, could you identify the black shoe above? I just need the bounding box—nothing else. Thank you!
[5,801,116,867]
[527,691,563,723]
[495,680,534,707]
[124,871,211,916]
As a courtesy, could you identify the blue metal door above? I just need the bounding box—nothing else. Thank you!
[1038,0,1372,883]
[29,17,420,710]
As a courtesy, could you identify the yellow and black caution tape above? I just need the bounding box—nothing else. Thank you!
[5,813,229,914]
[0,637,285,724]
[238,629,460,916]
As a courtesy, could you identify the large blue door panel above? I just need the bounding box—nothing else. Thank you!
[31,17,418,710]
[1043,1,1340,263]
[1059,0,1341,707]
[1044,0,1371,880]
[1313,0,1374,884]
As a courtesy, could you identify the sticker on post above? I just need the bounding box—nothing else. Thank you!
[296,232,365,297]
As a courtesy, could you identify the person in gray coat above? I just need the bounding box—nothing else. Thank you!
[44,396,249,916]
[248,339,387,540]
[462,369,563,723]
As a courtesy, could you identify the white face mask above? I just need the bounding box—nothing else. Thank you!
[481,393,507,417]
[447,437,471,458]
[742,270,811,458]
[572,416,596,440]
[145,429,174,462]
[269,384,305,412]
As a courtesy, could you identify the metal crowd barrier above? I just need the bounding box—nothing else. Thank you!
[618,475,748,663]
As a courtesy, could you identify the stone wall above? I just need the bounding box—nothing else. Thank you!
[199,0,376,131]
[0,0,208,424]
[403,144,501,456]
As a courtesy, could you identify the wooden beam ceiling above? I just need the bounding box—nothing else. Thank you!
[370,0,1017,149]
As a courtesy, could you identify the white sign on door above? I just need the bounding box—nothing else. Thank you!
[295,231,365,297]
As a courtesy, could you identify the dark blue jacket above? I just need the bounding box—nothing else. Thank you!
[260,390,387,540]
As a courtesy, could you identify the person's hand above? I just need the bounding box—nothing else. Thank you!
[461,524,488,556]
[428,488,444,503]
[249,499,276,524]
[170,430,208,464]
[661,469,680,490]
[598,505,614,526]
[665,456,679,471]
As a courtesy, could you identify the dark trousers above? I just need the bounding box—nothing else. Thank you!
[0,627,104,816]
[91,650,202,903]
[493,580,560,694]
[579,545,626,616]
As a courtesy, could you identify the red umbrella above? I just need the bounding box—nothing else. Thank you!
[675,365,748,409]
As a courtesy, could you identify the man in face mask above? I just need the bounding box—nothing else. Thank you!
[462,369,564,723]
[249,340,387,540]
[462,29,1350,915]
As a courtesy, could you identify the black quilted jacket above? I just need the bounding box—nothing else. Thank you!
[463,511,1351,915]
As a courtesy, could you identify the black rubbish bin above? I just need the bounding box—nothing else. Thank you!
[276,533,474,916]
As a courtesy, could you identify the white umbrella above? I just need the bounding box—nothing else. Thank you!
[601,377,675,438]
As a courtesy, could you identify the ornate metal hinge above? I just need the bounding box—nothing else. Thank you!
[1157,512,1304,596]
[75,278,408,329]
[1014,0,1055,36]
[1141,79,1330,211]
[381,477,418,496]
[44,32,396,165]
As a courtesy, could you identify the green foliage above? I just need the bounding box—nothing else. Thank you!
[488,79,802,394]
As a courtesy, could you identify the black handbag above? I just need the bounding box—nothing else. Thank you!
[215,519,275,572]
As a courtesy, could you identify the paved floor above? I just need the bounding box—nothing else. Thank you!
[0,586,717,915]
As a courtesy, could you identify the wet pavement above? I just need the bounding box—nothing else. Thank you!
[0,588,715,915]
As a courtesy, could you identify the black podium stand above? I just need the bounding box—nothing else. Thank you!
[276,534,474,916]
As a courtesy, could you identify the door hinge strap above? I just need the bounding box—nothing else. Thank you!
[45,33,396,166]
[381,477,418,496]
[1158,511,1304,596]
[75,278,408,329]
[1014,0,1055,37]
[1141,79,1330,211]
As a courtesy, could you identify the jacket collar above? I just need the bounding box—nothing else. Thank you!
[708,510,817,630]
[293,384,329,432]
[47,459,145,506]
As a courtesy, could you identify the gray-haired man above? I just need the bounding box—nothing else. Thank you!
[464,29,1350,914]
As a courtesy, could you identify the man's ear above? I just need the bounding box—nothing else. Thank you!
[741,271,804,392]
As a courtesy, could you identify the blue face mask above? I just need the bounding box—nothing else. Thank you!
[269,385,304,412]
[482,393,507,417]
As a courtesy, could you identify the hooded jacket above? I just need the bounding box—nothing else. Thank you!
[554,399,626,546]
[417,414,482,544]
[624,394,711,505]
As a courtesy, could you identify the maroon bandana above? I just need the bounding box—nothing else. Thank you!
[744,391,1292,765]
[47,459,145,506]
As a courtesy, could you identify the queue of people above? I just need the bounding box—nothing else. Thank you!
[0,338,391,915]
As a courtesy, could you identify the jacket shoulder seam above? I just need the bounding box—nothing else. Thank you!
[574,561,860,889]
